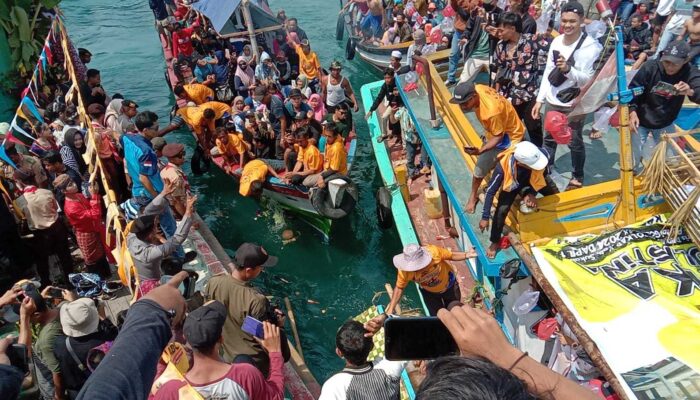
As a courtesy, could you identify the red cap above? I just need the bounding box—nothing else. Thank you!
[544,111,572,145]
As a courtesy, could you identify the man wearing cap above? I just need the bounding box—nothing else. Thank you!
[450,81,525,214]
[127,184,196,297]
[173,82,214,105]
[105,98,138,138]
[13,168,74,286]
[153,301,285,400]
[53,297,118,398]
[160,143,190,218]
[287,36,322,82]
[365,244,477,330]
[205,243,291,376]
[531,1,602,189]
[284,88,313,127]
[479,142,559,258]
[447,0,473,86]
[323,60,360,113]
[389,51,410,75]
[628,40,700,171]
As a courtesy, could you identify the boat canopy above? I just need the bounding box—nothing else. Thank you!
[190,0,282,37]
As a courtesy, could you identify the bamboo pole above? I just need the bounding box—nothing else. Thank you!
[284,297,304,361]
[507,233,630,400]
[384,283,402,314]
[241,0,260,62]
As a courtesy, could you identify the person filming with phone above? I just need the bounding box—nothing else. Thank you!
[627,40,700,172]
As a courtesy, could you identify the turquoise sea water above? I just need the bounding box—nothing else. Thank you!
[61,0,418,381]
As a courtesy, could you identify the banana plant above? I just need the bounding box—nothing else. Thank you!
[0,0,62,75]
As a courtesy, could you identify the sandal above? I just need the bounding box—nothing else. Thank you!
[589,130,603,140]
[567,178,583,190]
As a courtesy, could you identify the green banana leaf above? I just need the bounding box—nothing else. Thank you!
[10,6,30,42]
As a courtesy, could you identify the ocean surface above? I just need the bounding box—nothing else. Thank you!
[61,0,419,381]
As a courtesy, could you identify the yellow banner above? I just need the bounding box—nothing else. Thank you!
[535,215,700,399]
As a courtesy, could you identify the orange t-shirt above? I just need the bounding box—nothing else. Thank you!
[239,159,268,196]
[216,133,247,157]
[474,84,524,145]
[395,245,454,293]
[323,140,347,175]
[297,144,323,173]
[183,83,214,105]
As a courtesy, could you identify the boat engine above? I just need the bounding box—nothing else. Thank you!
[310,173,358,219]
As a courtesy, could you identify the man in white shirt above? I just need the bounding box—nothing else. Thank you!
[652,0,695,59]
[320,320,406,400]
[531,1,601,188]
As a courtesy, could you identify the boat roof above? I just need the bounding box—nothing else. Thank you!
[190,0,281,36]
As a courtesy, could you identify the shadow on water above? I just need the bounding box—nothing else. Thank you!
[62,0,416,381]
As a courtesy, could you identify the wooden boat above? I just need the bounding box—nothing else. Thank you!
[362,26,700,399]
[336,0,413,70]
[158,14,358,239]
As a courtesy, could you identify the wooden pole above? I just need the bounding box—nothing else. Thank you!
[384,283,402,314]
[241,0,260,62]
[284,297,304,361]
[507,233,631,400]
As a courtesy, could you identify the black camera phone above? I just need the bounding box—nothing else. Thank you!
[7,342,29,374]
[384,317,458,360]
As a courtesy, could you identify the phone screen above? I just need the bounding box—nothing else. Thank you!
[47,288,64,299]
[241,315,264,339]
[7,343,28,373]
[384,317,458,360]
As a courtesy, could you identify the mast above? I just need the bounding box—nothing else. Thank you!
[242,0,261,62]
[608,25,642,225]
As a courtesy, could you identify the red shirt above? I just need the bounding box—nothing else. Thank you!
[172,26,196,59]
[64,194,103,233]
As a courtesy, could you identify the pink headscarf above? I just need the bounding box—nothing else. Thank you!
[235,56,255,88]
[309,94,326,122]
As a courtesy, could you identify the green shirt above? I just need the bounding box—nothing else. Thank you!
[324,114,351,138]
[471,31,490,60]
[35,318,62,373]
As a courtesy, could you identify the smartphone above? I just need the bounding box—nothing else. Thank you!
[241,315,264,339]
[463,145,478,153]
[384,317,458,360]
[552,50,561,63]
[47,288,64,299]
[7,343,28,374]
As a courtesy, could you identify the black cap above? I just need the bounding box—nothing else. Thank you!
[561,1,584,16]
[694,4,700,11]
[289,88,302,98]
[294,111,306,120]
[449,81,477,104]
[234,243,278,268]
[130,214,157,234]
[661,40,690,64]
[183,301,227,349]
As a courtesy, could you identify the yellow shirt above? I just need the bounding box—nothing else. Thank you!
[297,144,323,173]
[199,101,232,119]
[395,245,454,293]
[474,84,524,145]
[216,134,247,158]
[184,83,214,105]
[239,159,268,196]
[323,140,347,175]
[296,47,320,80]
[176,106,212,137]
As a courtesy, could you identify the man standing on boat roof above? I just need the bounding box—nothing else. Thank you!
[450,81,524,214]
[480,141,560,258]
[531,1,602,189]
[365,243,477,331]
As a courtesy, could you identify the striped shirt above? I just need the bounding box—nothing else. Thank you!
[319,359,406,400]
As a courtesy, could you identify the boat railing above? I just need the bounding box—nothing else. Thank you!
[410,51,700,245]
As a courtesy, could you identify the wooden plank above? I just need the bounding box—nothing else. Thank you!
[284,297,305,361]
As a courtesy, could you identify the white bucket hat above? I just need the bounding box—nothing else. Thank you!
[393,243,433,272]
[60,298,100,338]
[391,50,402,60]
[514,141,548,171]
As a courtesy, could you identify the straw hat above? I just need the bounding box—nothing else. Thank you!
[392,244,432,272]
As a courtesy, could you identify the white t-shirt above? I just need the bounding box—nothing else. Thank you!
[536,31,603,108]
[319,358,407,400]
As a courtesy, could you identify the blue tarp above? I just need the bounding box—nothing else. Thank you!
[190,0,281,36]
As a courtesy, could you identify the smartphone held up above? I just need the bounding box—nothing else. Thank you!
[384,317,458,361]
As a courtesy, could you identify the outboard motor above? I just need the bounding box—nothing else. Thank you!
[310,173,358,219]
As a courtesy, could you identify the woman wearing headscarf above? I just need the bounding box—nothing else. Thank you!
[308,94,326,123]
[55,175,112,278]
[231,96,248,132]
[295,75,312,99]
[60,128,89,183]
[255,53,280,84]
[233,56,256,99]
[241,44,255,66]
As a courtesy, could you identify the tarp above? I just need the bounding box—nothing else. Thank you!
[532,215,700,400]
[190,0,281,36]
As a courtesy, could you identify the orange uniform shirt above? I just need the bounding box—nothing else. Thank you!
[297,144,323,173]
[474,84,524,145]
[323,140,347,175]
[395,245,454,293]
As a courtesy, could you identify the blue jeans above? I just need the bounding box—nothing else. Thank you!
[653,26,676,59]
[448,30,464,83]
[616,0,635,24]
[631,123,675,172]
[406,140,430,176]
[159,204,185,260]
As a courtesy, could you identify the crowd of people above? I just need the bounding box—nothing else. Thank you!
[1,0,699,399]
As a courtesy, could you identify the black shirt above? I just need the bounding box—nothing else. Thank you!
[522,14,537,35]
[53,320,118,397]
[629,60,700,129]
[78,82,106,107]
